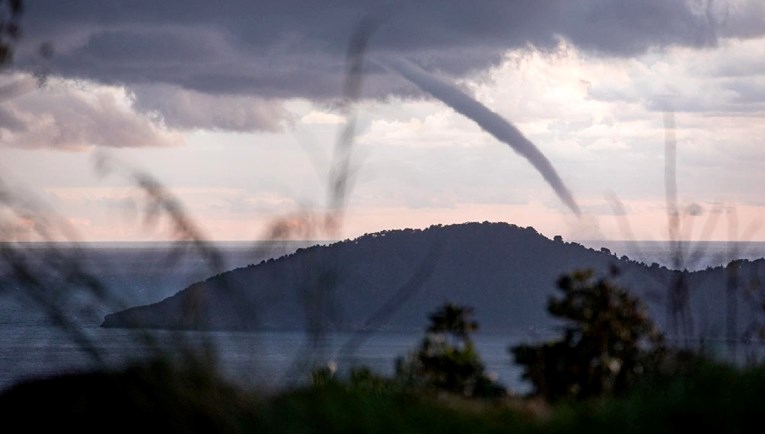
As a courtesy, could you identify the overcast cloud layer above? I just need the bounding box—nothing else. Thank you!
[15,0,765,102]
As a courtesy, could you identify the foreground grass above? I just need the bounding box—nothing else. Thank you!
[1,359,764,433]
[553,362,765,434]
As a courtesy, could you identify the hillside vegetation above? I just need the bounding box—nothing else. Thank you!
[103,222,765,340]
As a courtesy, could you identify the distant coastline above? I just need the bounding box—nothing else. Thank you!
[100,222,765,335]
[577,239,765,270]
[4,238,765,270]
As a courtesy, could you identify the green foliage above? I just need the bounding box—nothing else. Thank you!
[512,270,665,401]
[260,383,525,434]
[427,302,479,338]
[310,362,339,387]
[310,363,404,395]
[241,361,765,433]
[545,360,765,434]
[396,302,505,398]
[348,366,398,392]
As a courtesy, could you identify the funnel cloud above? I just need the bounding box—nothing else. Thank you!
[380,57,581,216]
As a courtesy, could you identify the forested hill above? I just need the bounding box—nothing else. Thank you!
[102,222,765,336]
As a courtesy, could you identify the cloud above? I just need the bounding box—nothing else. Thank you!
[300,111,345,125]
[221,192,299,215]
[12,0,764,102]
[0,74,182,150]
[457,36,764,169]
[9,1,762,135]
[586,138,631,151]
[357,108,492,148]
[584,36,765,113]
[0,77,36,102]
[132,84,288,132]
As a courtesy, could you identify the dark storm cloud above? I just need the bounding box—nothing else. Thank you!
[14,0,764,100]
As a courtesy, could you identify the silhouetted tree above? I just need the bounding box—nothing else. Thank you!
[427,303,478,342]
[396,302,504,398]
[511,270,665,401]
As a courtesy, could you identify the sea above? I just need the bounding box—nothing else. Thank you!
[2,239,765,393]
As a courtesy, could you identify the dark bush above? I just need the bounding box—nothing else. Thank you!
[396,303,505,398]
[512,270,665,401]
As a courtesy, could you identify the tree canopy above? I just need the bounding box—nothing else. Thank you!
[396,302,504,398]
[512,270,665,401]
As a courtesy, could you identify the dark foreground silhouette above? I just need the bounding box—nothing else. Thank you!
[2,356,765,434]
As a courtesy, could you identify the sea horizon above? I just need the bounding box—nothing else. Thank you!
[4,238,765,270]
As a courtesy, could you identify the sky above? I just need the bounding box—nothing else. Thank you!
[0,0,764,242]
